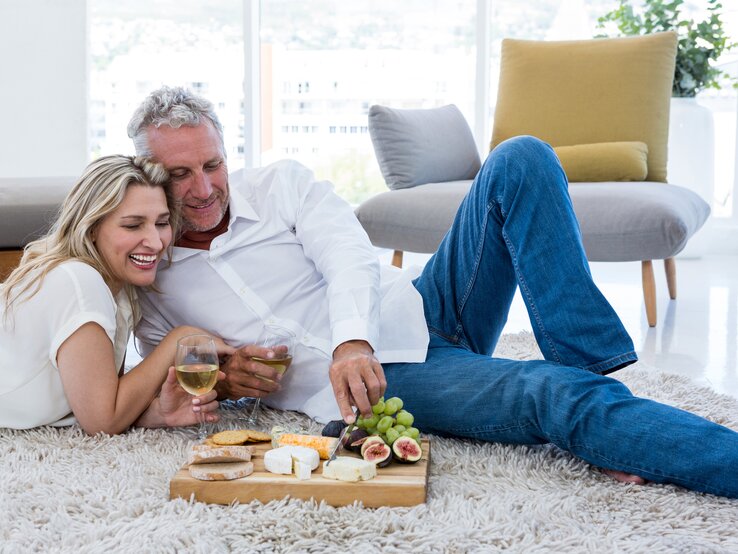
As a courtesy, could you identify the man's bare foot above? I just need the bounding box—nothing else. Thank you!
[602,468,647,485]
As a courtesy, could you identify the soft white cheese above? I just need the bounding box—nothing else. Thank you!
[264,445,321,476]
[321,456,377,482]
[293,460,312,481]
[264,446,293,475]
[288,446,320,470]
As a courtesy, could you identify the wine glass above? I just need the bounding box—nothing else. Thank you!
[243,325,296,424]
[175,334,220,440]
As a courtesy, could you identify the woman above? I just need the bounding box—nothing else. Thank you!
[0,155,233,434]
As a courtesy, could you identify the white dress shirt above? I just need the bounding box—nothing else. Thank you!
[136,160,428,422]
[0,261,133,429]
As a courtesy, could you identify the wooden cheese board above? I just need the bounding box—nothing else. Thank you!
[169,438,431,508]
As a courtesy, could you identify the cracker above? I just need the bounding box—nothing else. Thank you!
[211,429,251,446]
[245,430,271,442]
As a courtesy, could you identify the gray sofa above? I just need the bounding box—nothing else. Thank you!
[0,177,74,249]
[0,177,74,279]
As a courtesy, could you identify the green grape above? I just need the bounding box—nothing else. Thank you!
[356,416,365,428]
[377,415,395,433]
[403,427,420,439]
[393,425,406,434]
[372,401,385,415]
[395,410,414,427]
[366,427,378,435]
[387,396,404,411]
[379,433,389,444]
[385,427,401,445]
[363,414,380,429]
[383,399,400,415]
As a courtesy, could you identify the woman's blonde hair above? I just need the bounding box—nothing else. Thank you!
[2,155,178,323]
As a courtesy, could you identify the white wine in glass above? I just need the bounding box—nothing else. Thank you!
[245,326,296,424]
[175,334,219,439]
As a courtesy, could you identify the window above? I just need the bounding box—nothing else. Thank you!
[260,0,477,205]
[89,1,245,169]
[87,0,738,220]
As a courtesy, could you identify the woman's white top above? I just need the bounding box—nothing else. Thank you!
[0,261,133,429]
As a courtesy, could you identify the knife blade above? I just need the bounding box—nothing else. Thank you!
[326,408,360,465]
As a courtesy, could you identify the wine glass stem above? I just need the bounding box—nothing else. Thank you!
[249,398,262,424]
[197,410,208,440]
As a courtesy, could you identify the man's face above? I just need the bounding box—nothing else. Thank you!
[146,122,229,233]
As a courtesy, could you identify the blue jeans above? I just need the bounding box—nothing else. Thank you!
[384,136,738,498]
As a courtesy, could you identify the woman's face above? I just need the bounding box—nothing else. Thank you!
[94,184,172,294]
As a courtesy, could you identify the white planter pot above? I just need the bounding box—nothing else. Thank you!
[668,97,715,258]
[667,97,714,206]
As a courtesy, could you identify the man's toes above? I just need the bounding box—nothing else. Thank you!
[602,468,647,485]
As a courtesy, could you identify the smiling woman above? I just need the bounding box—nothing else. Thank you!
[92,185,174,293]
[0,155,234,435]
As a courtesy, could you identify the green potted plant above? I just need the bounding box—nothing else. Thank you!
[597,0,734,97]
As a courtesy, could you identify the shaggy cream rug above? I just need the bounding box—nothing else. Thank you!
[2,332,738,553]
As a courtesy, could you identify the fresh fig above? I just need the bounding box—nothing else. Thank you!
[391,436,422,463]
[360,435,386,457]
[362,439,392,466]
[346,428,369,451]
[376,455,392,468]
[321,420,346,438]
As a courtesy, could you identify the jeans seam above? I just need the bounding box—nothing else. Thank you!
[448,421,536,437]
[456,203,492,327]
[427,326,460,345]
[453,201,492,345]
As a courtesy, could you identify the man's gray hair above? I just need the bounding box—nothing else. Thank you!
[127,85,225,157]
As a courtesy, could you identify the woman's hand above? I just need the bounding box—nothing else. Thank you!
[135,366,225,428]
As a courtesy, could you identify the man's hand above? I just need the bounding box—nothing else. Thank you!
[329,340,386,423]
[216,344,285,400]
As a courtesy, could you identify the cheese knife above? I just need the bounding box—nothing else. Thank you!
[326,408,360,466]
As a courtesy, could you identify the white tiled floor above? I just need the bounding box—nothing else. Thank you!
[129,253,738,400]
[392,251,738,400]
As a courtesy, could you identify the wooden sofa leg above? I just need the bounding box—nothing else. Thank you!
[392,250,404,268]
[641,260,657,327]
[664,257,677,300]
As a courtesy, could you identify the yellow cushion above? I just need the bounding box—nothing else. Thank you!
[491,32,677,183]
[554,141,648,182]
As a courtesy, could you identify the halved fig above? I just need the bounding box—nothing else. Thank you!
[391,436,421,463]
[360,435,386,457]
[346,428,369,452]
[362,440,392,466]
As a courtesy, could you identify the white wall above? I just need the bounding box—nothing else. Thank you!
[0,0,87,178]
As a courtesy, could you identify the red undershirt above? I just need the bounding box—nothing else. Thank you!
[175,207,231,251]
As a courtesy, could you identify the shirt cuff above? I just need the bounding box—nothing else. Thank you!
[331,318,379,354]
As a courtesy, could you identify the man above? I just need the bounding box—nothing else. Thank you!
[130,86,738,498]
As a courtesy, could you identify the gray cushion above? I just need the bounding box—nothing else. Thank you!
[570,182,710,262]
[368,104,481,190]
[354,180,710,262]
[0,177,74,248]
